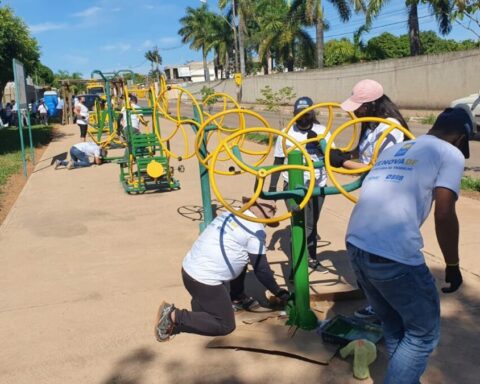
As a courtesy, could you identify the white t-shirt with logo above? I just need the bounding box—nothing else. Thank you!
[38,104,48,114]
[182,211,266,286]
[73,142,101,158]
[346,135,465,265]
[359,118,405,164]
[274,123,332,187]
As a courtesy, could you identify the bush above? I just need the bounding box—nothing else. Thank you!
[256,85,296,112]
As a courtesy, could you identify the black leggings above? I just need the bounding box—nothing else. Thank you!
[174,269,236,337]
[78,123,87,138]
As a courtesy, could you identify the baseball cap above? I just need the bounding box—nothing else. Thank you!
[341,79,384,112]
[431,104,474,158]
[294,97,314,114]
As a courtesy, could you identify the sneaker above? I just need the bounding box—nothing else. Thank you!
[354,305,377,319]
[308,258,329,273]
[232,296,260,312]
[67,161,75,170]
[154,301,176,342]
[54,160,61,169]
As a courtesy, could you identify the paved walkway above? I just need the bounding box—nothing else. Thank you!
[0,122,479,383]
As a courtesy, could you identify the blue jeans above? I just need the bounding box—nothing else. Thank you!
[346,243,440,384]
[70,146,91,168]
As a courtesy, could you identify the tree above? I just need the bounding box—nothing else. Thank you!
[289,0,366,68]
[366,0,455,56]
[208,13,235,79]
[52,70,85,94]
[451,0,480,39]
[35,63,55,86]
[145,46,162,82]
[324,38,356,66]
[0,5,40,100]
[365,32,410,59]
[178,4,215,82]
[254,0,315,72]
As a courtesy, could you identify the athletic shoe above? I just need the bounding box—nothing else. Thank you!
[354,305,377,319]
[154,301,176,342]
[232,296,260,312]
[308,258,329,274]
[54,160,61,170]
[67,161,75,170]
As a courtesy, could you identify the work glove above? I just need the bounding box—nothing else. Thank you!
[441,265,463,293]
[329,149,350,168]
[275,288,290,302]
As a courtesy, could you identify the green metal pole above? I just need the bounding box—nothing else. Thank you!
[286,150,317,330]
[25,111,35,165]
[193,105,213,232]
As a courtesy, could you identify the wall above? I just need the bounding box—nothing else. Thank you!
[184,49,480,110]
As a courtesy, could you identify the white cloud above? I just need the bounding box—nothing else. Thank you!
[29,22,66,33]
[101,43,132,52]
[72,6,102,18]
[141,40,154,48]
[159,37,179,47]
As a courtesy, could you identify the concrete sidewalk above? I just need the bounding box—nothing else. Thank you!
[0,122,479,383]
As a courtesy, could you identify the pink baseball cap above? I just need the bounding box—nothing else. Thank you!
[340,79,384,112]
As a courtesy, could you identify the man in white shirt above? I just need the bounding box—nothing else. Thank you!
[268,96,332,272]
[121,94,146,136]
[54,142,106,170]
[154,198,289,342]
[37,100,48,125]
[345,105,473,383]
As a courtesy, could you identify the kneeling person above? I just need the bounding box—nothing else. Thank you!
[55,142,106,169]
[155,198,289,342]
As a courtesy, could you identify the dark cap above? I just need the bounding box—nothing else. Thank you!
[294,97,313,114]
[129,94,138,103]
[431,104,474,158]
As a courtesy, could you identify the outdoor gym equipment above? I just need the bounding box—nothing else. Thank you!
[204,107,415,330]
[325,117,415,203]
[118,83,180,194]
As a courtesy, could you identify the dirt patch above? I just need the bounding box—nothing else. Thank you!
[0,127,57,225]
[462,189,480,202]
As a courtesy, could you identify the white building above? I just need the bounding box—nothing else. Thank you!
[164,61,216,83]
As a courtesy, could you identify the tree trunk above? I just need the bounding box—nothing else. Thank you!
[263,51,270,75]
[408,2,422,56]
[225,51,230,79]
[202,48,210,82]
[238,10,246,75]
[316,17,325,68]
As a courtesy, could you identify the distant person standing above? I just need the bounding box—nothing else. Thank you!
[38,100,49,125]
[75,96,89,141]
[5,103,12,126]
[11,100,18,126]
[56,97,65,124]
[29,99,38,124]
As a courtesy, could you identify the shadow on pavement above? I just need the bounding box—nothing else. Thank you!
[102,347,156,384]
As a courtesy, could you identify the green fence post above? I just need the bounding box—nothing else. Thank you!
[286,150,318,330]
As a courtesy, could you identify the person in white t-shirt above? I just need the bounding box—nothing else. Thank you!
[331,79,412,319]
[37,100,49,125]
[75,97,89,141]
[330,79,411,173]
[268,97,332,272]
[54,141,106,170]
[345,105,473,384]
[56,97,65,125]
[154,198,289,342]
[120,94,146,137]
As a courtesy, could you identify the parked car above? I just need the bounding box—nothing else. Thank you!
[451,90,480,136]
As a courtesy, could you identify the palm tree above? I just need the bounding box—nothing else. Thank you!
[178,4,215,82]
[209,14,235,79]
[366,0,454,56]
[256,0,316,72]
[289,0,366,68]
[144,46,162,83]
[218,0,254,75]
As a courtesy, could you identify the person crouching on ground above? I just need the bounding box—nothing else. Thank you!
[54,142,107,170]
[154,198,289,342]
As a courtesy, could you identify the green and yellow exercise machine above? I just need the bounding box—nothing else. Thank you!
[202,105,414,329]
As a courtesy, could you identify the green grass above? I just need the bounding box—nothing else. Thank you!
[0,125,53,189]
[461,176,480,192]
[420,114,437,125]
[245,132,270,145]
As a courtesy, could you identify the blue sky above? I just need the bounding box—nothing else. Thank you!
[6,0,479,78]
